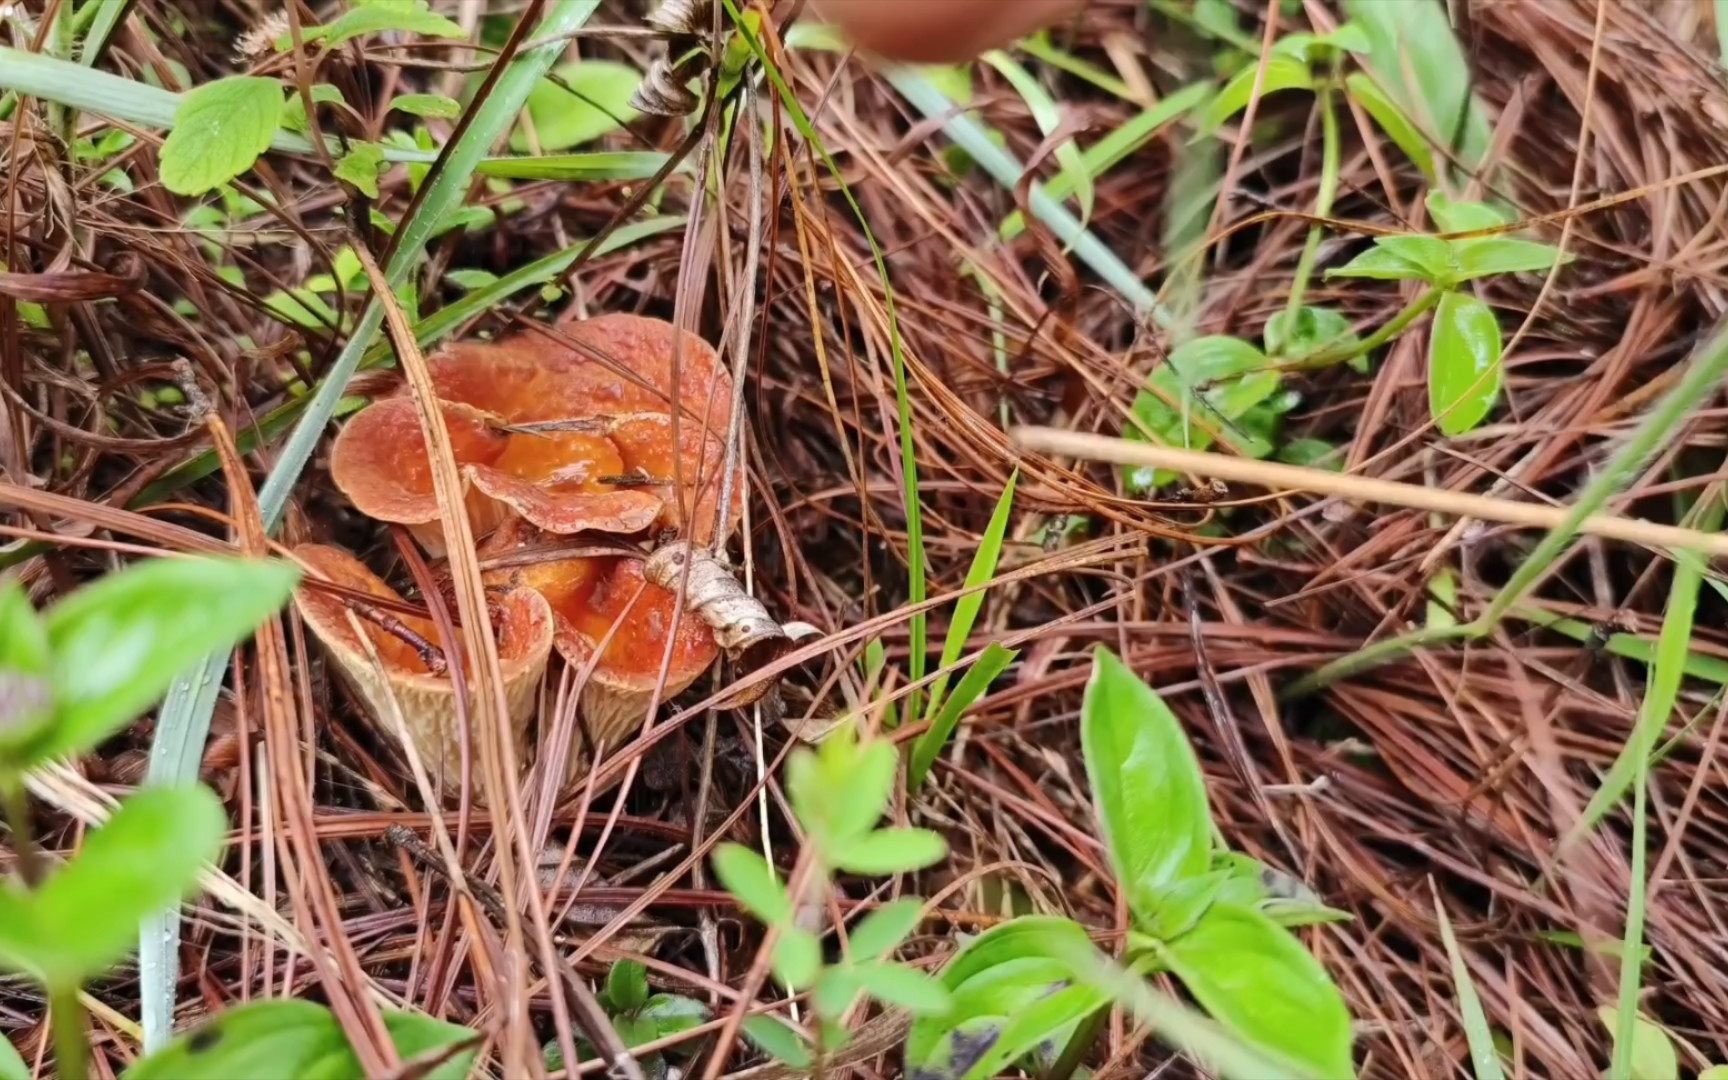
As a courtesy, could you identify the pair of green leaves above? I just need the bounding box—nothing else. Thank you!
[1122,336,1297,491]
[711,729,951,1068]
[124,999,476,1080]
[1192,23,1368,138]
[907,650,1353,1079]
[1329,192,1570,436]
[549,960,706,1077]
[0,557,298,777]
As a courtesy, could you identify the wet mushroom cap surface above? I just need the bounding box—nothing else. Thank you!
[329,314,741,544]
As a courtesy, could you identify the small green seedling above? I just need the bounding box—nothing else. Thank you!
[0,556,298,1079]
[1328,192,1571,437]
[712,725,952,1070]
[544,960,708,1078]
[906,648,1353,1079]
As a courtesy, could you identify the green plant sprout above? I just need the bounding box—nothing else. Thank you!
[0,557,296,1079]
[906,648,1352,1080]
[710,725,953,1071]
[542,960,707,1079]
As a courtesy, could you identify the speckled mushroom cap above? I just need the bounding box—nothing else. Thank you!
[329,314,742,554]
[292,543,553,797]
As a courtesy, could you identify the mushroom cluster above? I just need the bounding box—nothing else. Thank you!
[294,314,742,792]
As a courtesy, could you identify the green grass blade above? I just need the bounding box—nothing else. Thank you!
[1612,755,1651,1080]
[884,66,1172,328]
[982,50,1093,227]
[1563,499,1722,848]
[136,0,602,1052]
[77,0,132,66]
[999,81,1209,241]
[1016,32,1135,100]
[1432,882,1505,1080]
[469,151,670,180]
[1718,0,1728,67]
[725,2,930,719]
[1339,0,1491,174]
[909,642,1017,793]
[924,471,1017,720]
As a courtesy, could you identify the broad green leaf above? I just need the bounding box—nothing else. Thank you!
[1596,1008,1678,1080]
[1081,648,1211,918]
[849,898,926,960]
[1269,24,1369,63]
[1425,191,1506,234]
[814,965,863,1017]
[1698,1066,1728,1079]
[1343,72,1436,181]
[851,961,952,1015]
[159,76,283,196]
[605,959,649,1013]
[1148,872,1227,940]
[1126,335,1279,488]
[773,927,821,990]
[0,580,52,756]
[0,1034,24,1080]
[1325,243,1432,282]
[907,916,1105,1078]
[789,730,896,849]
[907,981,1109,1080]
[741,1015,811,1069]
[1277,437,1342,470]
[1161,904,1353,1079]
[124,1000,351,1079]
[1194,54,1314,137]
[910,643,1018,792]
[923,470,1017,722]
[1213,853,1352,928]
[333,141,387,197]
[1452,238,1569,282]
[0,785,224,985]
[1342,0,1491,171]
[0,580,47,673]
[511,60,642,152]
[34,557,297,767]
[294,0,465,48]
[982,52,1092,226]
[614,1014,659,1051]
[711,844,791,928]
[640,994,706,1037]
[280,83,345,134]
[123,1001,476,1080]
[380,1009,482,1080]
[1376,235,1455,284]
[390,93,460,119]
[1263,305,1359,365]
[1428,290,1502,436]
[833,828,948,876]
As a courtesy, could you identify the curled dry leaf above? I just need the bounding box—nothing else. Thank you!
[330,313,741,555]
[480,520,718,767]
[292,544,553,796]
[643,540,792,707]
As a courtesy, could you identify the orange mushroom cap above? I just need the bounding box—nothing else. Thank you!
[292,543,553,795]
[480,520,718,753]
[329,314,741,550]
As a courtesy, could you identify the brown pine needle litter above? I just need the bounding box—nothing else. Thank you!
[11,0,1728,1077]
